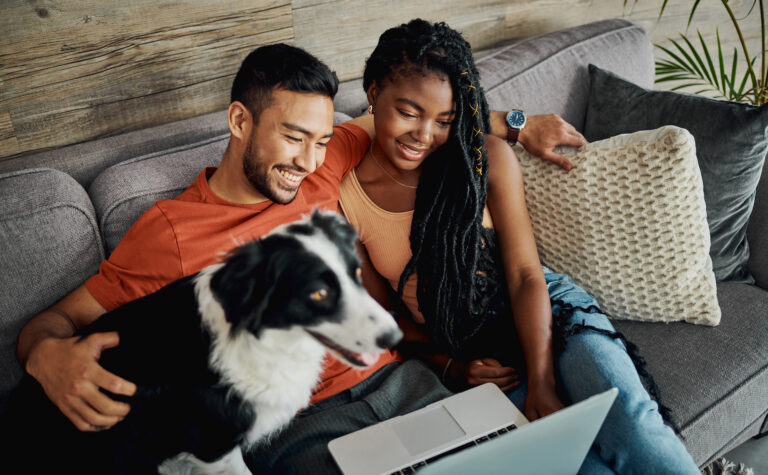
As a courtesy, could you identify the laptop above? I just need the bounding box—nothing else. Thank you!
[328,383,617,475]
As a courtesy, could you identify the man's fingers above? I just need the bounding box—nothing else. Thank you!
[540,151,573,171]
[85,331,121,353]
[68,396,122,431]
[93,365,137,398]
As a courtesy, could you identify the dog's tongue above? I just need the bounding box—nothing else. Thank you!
[359,352,380,366]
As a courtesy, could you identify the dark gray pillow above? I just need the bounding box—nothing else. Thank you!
[584,64,768,283]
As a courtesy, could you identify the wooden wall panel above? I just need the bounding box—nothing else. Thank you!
[0,0,763,162]
[0,0,293,158]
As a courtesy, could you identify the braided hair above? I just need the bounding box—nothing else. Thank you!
[363,19,502,355]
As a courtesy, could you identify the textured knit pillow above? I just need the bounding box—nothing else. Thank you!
[516,126,720,325]
[584,64,768,284]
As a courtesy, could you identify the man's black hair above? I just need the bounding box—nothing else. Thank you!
[231,43,339,123]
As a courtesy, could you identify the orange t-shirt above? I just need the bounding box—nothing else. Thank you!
[85,122,401,405]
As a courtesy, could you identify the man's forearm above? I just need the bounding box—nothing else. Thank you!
[489,111,509,139]
[17,310,77,370]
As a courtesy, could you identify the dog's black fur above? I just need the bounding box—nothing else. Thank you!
[1,211,400,474]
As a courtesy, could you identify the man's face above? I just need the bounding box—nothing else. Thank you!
[243,89,335,204]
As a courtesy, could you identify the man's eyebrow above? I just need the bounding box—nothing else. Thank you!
[396,98,455,116]
[282,122,334,139]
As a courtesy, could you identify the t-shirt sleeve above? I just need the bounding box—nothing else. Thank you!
[322,122,371,181]
[85,204,184,311]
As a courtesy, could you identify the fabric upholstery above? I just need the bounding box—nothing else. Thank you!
[748,162,768,290]
[613,283,768,466]
[0,169,104,412]
[516,127,719,325]
[478,19,653,132]
[584,65,768,284]
[0,111,229,188]
[89,137,227,255]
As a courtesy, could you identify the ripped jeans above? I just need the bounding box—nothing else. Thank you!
[504,267,699,474]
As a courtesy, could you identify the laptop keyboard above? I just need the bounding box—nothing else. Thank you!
[389,423,518,474]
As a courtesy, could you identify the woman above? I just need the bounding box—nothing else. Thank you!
[338,19,699,474]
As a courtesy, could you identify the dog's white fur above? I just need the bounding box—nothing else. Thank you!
[159,216,399,474]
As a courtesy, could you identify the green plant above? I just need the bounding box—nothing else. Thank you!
[654,0,767,105]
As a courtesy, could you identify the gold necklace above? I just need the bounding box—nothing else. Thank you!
[368,145,418,189]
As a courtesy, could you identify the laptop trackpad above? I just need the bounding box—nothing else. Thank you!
[391,406,466,456]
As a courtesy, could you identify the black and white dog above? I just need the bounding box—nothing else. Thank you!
[1,210,401,474]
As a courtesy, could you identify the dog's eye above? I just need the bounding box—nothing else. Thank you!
[309,288,329,301]
[355,267,362,280]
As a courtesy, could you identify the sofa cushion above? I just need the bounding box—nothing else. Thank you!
[0,111,229,188]
[747,162,768,291]
[613,283,768,466]
[517,126,719,325]
[0,168,105,413]
[478,19,654,132]
[584,65,768,284]
[89,137,227,255]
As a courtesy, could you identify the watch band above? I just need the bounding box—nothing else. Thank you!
[506,127,521,145]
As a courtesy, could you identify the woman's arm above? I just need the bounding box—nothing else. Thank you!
[484,134,564,419]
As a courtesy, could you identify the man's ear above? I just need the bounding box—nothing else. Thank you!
[228,101,251,141]
[208,242,273,336]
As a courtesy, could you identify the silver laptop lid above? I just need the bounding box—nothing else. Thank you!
[418,387,618,475]
[328,383,527,475]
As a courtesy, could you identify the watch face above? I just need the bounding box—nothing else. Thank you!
[506,110,526,129]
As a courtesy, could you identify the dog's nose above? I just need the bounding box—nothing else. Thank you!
[376,328,403,349]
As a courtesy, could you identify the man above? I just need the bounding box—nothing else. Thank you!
[16,43,585,470]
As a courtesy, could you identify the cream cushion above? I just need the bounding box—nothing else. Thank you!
[515,125,720,325]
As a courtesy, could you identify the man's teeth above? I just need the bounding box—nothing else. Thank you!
[279,169,301,182]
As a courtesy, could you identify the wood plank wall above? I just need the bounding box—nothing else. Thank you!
[0,0,762,161]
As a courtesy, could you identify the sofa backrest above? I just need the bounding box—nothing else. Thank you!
[747,161,768,290]
[0,169,105,412]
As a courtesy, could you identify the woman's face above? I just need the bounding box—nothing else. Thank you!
[368,69,455,172]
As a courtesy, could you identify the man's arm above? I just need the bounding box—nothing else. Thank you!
[489,111,587,171]
[17,284,137,431]
[346,111,585,170]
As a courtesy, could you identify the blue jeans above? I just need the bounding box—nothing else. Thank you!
[505,268,699,474]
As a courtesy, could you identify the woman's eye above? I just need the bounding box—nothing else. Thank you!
[309,288,329,301]
[286,135,302,143]
[398,110,416,119]
[438,121,453,128]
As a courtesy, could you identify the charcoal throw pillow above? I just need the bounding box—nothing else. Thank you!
[584,64,768,283]
[516,126,720,325]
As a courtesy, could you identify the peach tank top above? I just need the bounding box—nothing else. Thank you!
[339,169,424,322]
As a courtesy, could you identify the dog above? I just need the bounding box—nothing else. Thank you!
[1,210,402,474]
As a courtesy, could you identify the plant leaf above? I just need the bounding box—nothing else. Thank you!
[679,34,711,82]
[686,0,703,32]
[698,30,720,90]
[656,43,697,75]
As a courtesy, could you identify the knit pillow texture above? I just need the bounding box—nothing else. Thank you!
[516,126,720,325]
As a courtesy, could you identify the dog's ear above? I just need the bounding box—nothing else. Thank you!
[208,241,275,336]
[310,209,359,250]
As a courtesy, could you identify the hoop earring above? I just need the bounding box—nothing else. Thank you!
[367,105,374,114]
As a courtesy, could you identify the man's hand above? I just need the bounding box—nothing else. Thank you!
[517,114,587,171]
[26,332,136,432]
[454,357,521,393]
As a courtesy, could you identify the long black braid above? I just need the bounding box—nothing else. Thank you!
[363,19,499,354]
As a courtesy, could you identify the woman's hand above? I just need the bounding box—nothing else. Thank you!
[448,357,521,393]
[523,381,565,421]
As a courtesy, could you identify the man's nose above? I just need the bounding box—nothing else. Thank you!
[294,143,319,173]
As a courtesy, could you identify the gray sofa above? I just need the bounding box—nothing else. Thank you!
[1,19,766,469]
